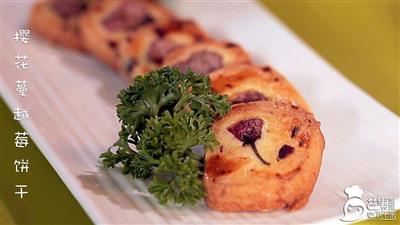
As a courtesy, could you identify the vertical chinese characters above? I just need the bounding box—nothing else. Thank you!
[13,29,31,199]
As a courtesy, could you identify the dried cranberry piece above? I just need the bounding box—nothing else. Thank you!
[227,118,269,165]
[174,50,223,75]
[262,66,271,72]
[125,58,137,74]
[291,126,300,138]
[231,91,268,104]
[147,39,178,64]
[107,40,118,49]
[277,145,294,161]
[154,27,166,38]
[51,0,88,19]
[225,42,237,48]
[102,1,154,32]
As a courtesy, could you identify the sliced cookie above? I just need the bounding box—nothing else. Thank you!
[118,19,208,81]
[210,64,311,111]
[29,0,92,50]
[205,101,325,212]
[80,0,174,69]
[162,41,251,75]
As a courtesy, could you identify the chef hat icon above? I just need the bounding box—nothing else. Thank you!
[344,185,364,198]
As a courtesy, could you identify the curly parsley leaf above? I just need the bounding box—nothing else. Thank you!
[148,151,204,205]
[100,67,230,205]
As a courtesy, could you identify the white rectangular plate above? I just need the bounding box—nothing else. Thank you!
[1,1,399,224]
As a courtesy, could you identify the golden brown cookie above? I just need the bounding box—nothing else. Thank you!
[118,19,208,81]
[210,64,311,111]
[29,0,92,50]
[81,0,174,69]
[204,101,325,212]
[162,41,251,75]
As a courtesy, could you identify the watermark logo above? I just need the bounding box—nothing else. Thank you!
[340,185,396,222]
[340,185,366,222]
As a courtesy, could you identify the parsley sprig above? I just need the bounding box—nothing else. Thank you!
[100,67,230,205]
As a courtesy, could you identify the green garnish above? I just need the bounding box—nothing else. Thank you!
[100,67,230,205]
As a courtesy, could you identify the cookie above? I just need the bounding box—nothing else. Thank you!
[210,64,311,111]
[204,101,325,212]
[162,41,251,75]
[29,0,92,50]
[80,0,174,69]
[118,19,208,81]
